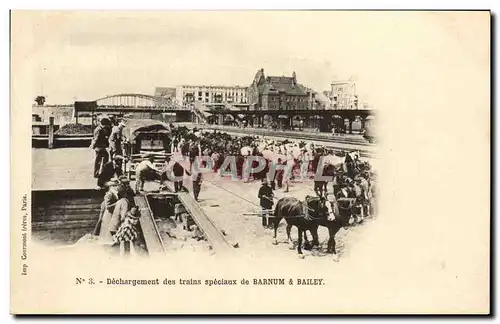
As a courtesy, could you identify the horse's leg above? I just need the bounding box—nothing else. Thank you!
[310,224,320,249]
[356,207,363,224]
[286,223,295,249]
[327,226,340,262]
[272,217,281,245]
[303,229,311,251]
[297,227,304,259]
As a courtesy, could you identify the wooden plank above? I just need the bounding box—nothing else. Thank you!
[160,183,236,254]
[134,195,166,257]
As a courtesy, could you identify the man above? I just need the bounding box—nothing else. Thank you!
[258,179,274,228]
[93,179,119,236]
[161,155,185,192]
[112,206,140,247]
[97,155,123,188]
[119,176,136,208]
[109,120,125,159]
[90,116,112,178]
[188,141,200,171]
[135,155,160,193]
[191,170,203,201]
[172,157,185,192]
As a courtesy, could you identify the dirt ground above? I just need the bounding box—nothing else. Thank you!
[32,147,377,262]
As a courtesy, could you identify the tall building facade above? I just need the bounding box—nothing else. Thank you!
[175,85,248,107]
[247,69,315,111]
[330,80,358,110]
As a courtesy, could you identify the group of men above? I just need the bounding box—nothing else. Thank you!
[93,176,141,247]
[90,115,126,189]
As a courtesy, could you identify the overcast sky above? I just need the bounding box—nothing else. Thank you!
[15,11,488,105]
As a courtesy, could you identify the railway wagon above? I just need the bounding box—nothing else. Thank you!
[122,119,172,179]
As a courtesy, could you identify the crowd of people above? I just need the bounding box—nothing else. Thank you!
[168,125,377,228]
[89,118,376,250]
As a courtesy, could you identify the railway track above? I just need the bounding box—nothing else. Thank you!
[161,161,237,254]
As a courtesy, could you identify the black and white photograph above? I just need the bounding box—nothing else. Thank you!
[10,10,490,315]
[28,11,378,262]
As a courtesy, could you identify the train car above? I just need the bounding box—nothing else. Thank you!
[122,119,172,179]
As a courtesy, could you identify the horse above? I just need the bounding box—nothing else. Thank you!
[344,150,360,178]
[272,195,351,261]
[313,163,339,198]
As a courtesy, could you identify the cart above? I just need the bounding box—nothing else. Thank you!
[122,119,172,180]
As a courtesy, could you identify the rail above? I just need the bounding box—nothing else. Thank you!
[134,195,167,257]
[161,181,236,254]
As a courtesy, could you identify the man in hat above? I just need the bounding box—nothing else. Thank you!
[97,155,124,189]
[90,116,112,178]
[109,120,126,160]
[119,176,136,208]
[191,169,203,201]
[112,206,141,247]
[258,179,274,228]
[93,179,119,236]
[162,155,185,192]
[135,154,161,193]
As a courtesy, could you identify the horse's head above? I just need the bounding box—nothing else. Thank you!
[315,194,339,222]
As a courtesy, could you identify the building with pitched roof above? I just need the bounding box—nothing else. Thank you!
[247,69,315,111]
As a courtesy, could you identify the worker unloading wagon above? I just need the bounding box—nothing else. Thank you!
[135,154,161,193]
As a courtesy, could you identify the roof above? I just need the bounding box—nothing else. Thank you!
[122,119,171,142]
[258,77,309,96]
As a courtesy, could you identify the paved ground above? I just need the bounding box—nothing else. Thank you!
[32,147,376,261]
[32,148,97,190]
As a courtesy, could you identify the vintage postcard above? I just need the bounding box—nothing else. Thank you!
[10,10,490,314]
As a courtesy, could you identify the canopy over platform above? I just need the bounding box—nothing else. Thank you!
[123,119,172,142]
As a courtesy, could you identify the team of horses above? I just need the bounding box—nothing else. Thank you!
[170,125,377,261]
[273,152,376,261]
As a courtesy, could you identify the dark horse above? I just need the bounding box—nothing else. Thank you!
[313,164,345,198]
[272,195,352,261]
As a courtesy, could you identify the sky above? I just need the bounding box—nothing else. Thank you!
[13,11,489,105]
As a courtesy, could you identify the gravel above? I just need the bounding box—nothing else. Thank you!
[55,123,93,135]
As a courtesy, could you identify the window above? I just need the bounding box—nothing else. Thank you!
[198,91,202,97]
[205,92,209,97]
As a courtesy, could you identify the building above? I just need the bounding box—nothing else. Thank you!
[312,90,330,110]
[247,69,315,111]
[175,85,248,108]
[329,79,358,110]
